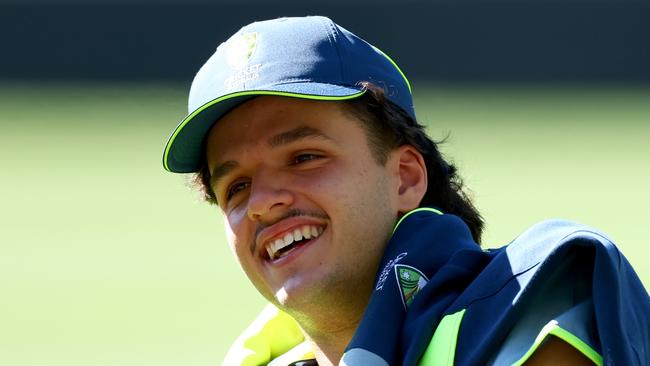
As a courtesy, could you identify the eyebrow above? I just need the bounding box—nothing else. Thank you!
[267,125,332,147]
[210,160,239,190]
[210,126,332,188]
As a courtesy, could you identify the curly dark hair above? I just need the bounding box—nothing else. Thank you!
[191,83,484,243]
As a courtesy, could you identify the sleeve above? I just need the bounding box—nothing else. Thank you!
[487,253,602,366]
[221,304,307,366]
[489,299,602,365]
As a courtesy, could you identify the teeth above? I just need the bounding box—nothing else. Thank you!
[293,228,303,242]
[266,225,324,260]
[302,226,312,239]
[283,232,293,245]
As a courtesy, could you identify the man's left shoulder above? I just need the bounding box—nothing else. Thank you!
[502,218,620,273]
[452,219,650,366]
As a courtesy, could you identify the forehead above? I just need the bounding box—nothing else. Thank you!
[204,96,361,159]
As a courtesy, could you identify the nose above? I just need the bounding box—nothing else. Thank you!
[246,169,294,221]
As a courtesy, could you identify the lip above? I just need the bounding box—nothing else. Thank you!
[266,232,323,266]
[255,216,327,260]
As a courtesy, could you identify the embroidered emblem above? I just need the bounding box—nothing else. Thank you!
[376,252,407,291]
[395,264,428,310]
[226,32,257,69]
[223,32,261,90]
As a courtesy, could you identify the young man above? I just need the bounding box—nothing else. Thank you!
[163,16,649,366]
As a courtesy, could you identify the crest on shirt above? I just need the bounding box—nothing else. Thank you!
[395,264,428,310]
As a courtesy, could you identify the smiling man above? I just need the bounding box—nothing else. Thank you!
[205,96,401,316]
[163,16,649,366]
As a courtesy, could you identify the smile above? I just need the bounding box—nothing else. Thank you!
[265,224,325,261]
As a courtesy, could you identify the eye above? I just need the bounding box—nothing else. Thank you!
[291,153,320,165]
[226,180,250,201]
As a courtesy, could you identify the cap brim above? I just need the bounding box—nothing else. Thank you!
[163,82,366,173]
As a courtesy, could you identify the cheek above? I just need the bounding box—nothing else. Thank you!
[291,162,359,197]
[224,217,236,251]
[224,217,267,291]
[224,212,252,266]
[224,219,274,301]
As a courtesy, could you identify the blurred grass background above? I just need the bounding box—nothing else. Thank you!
[1,82,648,365]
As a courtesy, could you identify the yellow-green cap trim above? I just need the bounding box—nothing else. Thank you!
[163,89,366,172]
[512,321,604,366]
[393,207,443,234]
[374,46,412,93]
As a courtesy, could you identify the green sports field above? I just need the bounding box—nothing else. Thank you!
[1,83,648,365]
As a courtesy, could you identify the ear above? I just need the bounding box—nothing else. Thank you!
[392,145,428,213]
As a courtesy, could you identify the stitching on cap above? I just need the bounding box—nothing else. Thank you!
[321,17,346,84]
[271,79,358,87]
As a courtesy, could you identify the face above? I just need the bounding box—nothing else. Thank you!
[205,96,401,314]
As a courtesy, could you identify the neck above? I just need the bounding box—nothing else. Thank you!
[284,296,367,365]
[298,315,360,366]
[303,322,357,366]
[276,252,381,364]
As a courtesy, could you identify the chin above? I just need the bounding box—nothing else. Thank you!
[274,279,316,305]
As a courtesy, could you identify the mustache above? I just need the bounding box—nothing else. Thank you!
[255,208,329,237]
[251,208,329,252]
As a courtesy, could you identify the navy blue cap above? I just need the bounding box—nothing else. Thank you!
[163,16,414,173]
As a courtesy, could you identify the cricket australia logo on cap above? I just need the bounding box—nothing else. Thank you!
[224,32,261,90]
[226,32,257,69]
[395,264,428,310]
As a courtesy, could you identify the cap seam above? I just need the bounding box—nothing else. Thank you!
[217,80,362,94]
[321,17,346,85]
[268,79,359,88]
